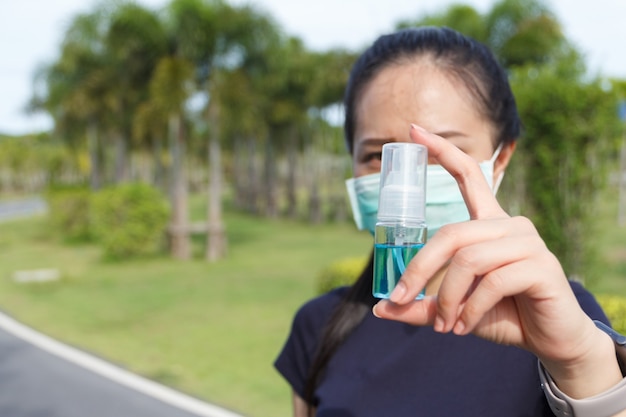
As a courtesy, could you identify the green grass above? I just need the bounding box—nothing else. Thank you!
[585,183,626,295]
[0,208,371,417]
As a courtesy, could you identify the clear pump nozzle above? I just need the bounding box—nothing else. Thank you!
[377,143,427,224]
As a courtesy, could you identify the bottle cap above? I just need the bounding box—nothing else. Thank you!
[377,142,427,223]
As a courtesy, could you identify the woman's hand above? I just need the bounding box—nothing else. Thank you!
[372,124,623,400]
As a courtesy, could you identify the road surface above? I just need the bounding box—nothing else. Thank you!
[0,197,47,222]
[0,309,244,417]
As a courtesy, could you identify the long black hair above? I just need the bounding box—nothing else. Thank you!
[303,26,521,412]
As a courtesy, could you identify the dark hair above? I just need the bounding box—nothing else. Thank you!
[303,251,376,412]
[304,27,521,412]
[344,26,521,153]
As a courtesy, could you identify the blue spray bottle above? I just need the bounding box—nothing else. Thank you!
[373,142,428,299]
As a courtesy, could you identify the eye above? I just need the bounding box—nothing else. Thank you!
[356,150,382,164]
[362,152,382,172]
[366,152,382,162]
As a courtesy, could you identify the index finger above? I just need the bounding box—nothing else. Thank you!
[409,124,507,220]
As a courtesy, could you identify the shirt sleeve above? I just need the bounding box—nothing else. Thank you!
[274,289,345,398]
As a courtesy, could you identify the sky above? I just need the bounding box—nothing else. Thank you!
[1,0,625,135]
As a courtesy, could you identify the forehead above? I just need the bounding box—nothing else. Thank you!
[353,61,493,145]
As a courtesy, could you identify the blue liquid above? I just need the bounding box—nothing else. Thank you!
[373,243,424,299]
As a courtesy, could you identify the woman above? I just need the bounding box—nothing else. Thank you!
[275,27,626,417]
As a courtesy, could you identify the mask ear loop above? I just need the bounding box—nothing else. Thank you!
[490,142,504,164]
[490,143,505,195]
[493,172,505,195]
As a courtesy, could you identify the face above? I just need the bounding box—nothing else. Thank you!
[352,60,511,179]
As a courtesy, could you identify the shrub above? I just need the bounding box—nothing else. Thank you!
[46,185,93,242]
[316,256,367,295]
[91,183,169,260]
[596,295,626,335]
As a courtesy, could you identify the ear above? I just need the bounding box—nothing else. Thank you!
[493,141,516,184]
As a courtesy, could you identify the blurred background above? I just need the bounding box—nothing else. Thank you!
[0,0,625,416]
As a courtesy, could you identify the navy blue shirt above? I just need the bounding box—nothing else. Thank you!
[275,281,610,417]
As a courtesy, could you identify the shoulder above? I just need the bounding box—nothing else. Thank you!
[291,286,349,332]
[274,287,350,396]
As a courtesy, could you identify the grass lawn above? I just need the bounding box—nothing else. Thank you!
[0,188,624,417]
[590,185,626,295]
[0,206,370,417]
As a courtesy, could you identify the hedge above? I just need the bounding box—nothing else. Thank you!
[597,295,626,335]
[91,183,169,260]
[315,256,367,295]
[46,185,93,242]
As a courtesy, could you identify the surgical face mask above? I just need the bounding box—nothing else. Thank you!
[345,172,380,235]
[346,144,503,238]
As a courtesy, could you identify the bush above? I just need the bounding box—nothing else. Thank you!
[46,185,93,242]
[316,256,367,295]
[596,295,626,335]
[91,183,170,260]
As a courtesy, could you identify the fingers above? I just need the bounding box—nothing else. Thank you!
[390,217,537,304]
[374,255,535,334]
[373,296,438,326]
[435,237,542,335]
[379,217,555,337]
[409,124,507,220]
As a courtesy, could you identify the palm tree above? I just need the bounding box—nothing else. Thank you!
[148,56,195,259]
[133,100,168,191]
[168,0,284,260]
[104,3,168,183]
[30,9,113,189]
[33,3,169,189]
[304,48,356,223]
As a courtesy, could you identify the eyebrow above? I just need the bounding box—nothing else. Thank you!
[432,130,469,139]
[357,137,393,147]
[358,131,469,146]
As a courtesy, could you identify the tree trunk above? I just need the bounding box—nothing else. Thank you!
[617,130,626,226]
[206,136,227,261]
[246,137,259,214]
[333,157,350,223]
[307,146,323,224]
[113,131,129,184]
[232,136,246,209]
[206,102,227,261]
[168,113,191,260]
[152,135,165,192]
[87,121,101,190]
[286,127,298,219]
[263,138,278,218]
[309,180,323,224]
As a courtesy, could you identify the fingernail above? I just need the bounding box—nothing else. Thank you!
[453,320,466,335]
[410,123,427,133]
[372,304,382,318]
[434,316,445,333]
[389,281,407,303]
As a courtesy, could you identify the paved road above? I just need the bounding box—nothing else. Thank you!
[0,312,244,417]
[0,197,47,222]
